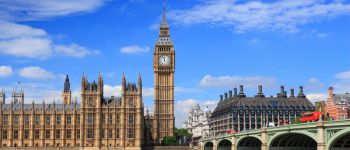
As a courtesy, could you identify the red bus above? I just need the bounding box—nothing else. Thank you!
[299,112,323,123]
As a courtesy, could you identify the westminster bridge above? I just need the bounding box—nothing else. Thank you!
[201,120,350,150]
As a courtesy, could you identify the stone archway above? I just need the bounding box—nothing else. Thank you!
[217,139,232,150]
[237,136,262,150]
[269,133,317,150]
[328,129,350,150]
[204,142,214,150]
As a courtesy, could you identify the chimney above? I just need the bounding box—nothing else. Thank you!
[255,85,265,97]
[278,86,287,98]
[329,87,334,97]
[220,95,223,101]
[290,88,295,97]
[238,85,246,97]
[234,88,238,97]
[229,90,232,99]
[224,93,228,100]
[297,86,306,98]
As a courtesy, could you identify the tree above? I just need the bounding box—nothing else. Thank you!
[162,136,177,146]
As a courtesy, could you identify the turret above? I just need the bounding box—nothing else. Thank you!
[297,86,306,98]
[238,85,246,97]
[0,89,5,104]
[255,85,265,97]
[138,73,142,95]
[290,88,295,98]
[63,74,72,104]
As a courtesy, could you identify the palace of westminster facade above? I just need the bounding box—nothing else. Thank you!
[0,6,175,150]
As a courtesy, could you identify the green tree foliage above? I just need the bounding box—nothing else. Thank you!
[162,136,177,146]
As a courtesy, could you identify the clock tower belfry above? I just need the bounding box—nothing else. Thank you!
[153,3,175,143]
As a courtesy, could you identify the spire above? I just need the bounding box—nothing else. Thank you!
[160,0,168,28]
[64,74,70,93]
[65,74,69,82]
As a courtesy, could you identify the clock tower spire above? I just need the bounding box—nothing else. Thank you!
[153,0,175,143]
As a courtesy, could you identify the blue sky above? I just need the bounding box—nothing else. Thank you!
[0,0,350,127]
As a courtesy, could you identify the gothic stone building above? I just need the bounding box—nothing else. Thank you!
[0,74,144,149]
[210,85,315,135]
[0,5,175,149]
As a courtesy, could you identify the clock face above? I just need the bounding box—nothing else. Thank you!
[159,55,170,66]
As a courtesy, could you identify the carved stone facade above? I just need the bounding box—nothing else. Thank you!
[183,104,211,147]
[0,74,144,150]
[150,5,175,143]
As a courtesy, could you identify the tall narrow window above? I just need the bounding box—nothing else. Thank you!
[56,115,61,125]
[2,130,7,139]
[24,115,30,125]
[24,130,30,139]
[3,115,8,125]
[66,130,72,139]
[13,130,19,139]
[56,130,61,139]
[116,129,120,138]
[35,115,40,125]
[87,129,94,138]
[35,130,40,139]
[66,115,72,125]
[109,114,113,124]
[77,130,80,139]
[101,129,105,139]
[45,130,50,139]
[116,114,120,124]
[128,114,134,124]
[87,114,94,124]
[77,116,80,124]
[14,115,19,125]
[46,116,51,125]
[108,129,113,139]
[102,115,105,124]
[128,128,134,138]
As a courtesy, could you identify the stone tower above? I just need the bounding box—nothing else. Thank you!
[80,73,103,147]
[0,89,5,104]
[12,88,24,104]
[153,3,175,143]
[62,74,72,104]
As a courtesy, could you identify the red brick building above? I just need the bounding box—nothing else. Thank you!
[325,87,350,120]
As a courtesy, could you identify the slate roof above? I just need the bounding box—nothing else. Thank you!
[212,96,315,117]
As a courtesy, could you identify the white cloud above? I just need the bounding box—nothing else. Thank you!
[169,0,350,33]
[305,77,324,90]
[306,93,327,104]
[335,70,350,79]
[104,85,122,97]
[199,74,277,89]
[0,22,98,59]
[54,44,99,58]
[19,66,56,80]
[0,65,14,77]
[0,0,106,21]
[175,99,217,127]
[143,88,154,97]
[120,45,150,54]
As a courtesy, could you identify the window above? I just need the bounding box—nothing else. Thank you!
[116,114,120,124]
[108,129,113,139]
[46,130,50,139]
[116,129,120,138]
[109,114,113,124]
[3,115,8,125]
[24,115,30,125]
[56,115,61,125]
[102,115,105,124]
[88,97,94,105]
[77,116,80,124]
[127,128,134,138]
[24,130,29,139]
[101,130,105,139]
[66,130,71,139]
[129,98,134,106]
[46,116,51,125]
[77,130,80,139]
[87,114,94,124]
[2,130,7,139]
[66,115,72,125]
[35,130,40,139]
[56,130,61,139]
[87,129,94,138]
[14,130,19,139]
[35,115,41,125]
[128,114,134,124]
[14,115,19,125]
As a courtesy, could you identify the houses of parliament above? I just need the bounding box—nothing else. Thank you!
[0,5,175,150]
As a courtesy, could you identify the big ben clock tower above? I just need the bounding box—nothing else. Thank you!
[153,4,175,142]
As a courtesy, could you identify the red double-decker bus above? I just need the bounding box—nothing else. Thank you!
[299,112,323,123]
